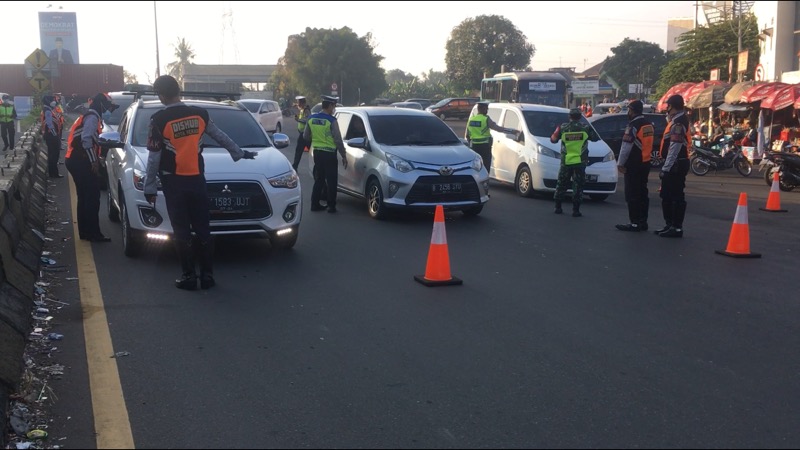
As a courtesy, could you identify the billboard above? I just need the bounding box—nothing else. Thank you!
[39,11,79,64]
[572,80,599,95]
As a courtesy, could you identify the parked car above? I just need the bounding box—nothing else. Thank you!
[309,107,489,219]
[473,102,617,200]
[100,92,155,190]
[588,113,667,158]
[405,98,432,109]
[237,99,283,134]
[426,97,480,120]
[100,97,300,256]
[389,101,423,110]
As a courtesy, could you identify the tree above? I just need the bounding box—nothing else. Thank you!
[386,69,415,86]
[655,13,760,97]
[445,15,535,92]
[271,27,387,106]
[166,37,196,88]
[123,70,138,85]
[602,38,666,96]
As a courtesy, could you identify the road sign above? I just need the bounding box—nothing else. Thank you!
[29,71,50,91]
[331,91,338,96]
[572,80,599,95]
[331,82,338,91]
[754,64,765,81]
[25,49,49,70]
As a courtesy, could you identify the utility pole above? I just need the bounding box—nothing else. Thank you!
[154,1,161,77]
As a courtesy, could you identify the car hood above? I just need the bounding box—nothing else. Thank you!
[532,136,613,156]
[131,145,292,177]
[378,144,476,165]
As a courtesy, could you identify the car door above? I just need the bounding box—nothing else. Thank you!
[486,107,511,182]
[108,110,130,206]
[497,109,525,182]
[334,112,355,192]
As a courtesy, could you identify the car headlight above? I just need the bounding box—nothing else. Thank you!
[386,152,414,173]
[602,150,615,162]
[471,155,483,171]
[133,168,145,191]
[268,172,299,189]
[536,144,561,159]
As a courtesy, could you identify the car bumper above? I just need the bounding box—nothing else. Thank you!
[532,158,618,193]
[381,170,490,208]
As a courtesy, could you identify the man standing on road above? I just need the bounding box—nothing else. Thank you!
[550,108,600,217]
[0,94,17,151]
[144,75,257,290]
[615,100,654,232]
[303,95,347,213]
[291,95,312,171]
[654,94,691,238]
[41,95,63,178]
[465,101,516,172]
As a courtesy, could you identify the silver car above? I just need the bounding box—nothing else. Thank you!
[310,107,489,219]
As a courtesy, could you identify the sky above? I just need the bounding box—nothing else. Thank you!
[3,1,698,84]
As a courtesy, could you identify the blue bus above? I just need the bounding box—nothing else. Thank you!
[480,71,568,108]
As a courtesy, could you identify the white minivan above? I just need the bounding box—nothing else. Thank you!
[473,103,618,201]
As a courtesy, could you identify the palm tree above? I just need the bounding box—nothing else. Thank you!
[166,37,195,88]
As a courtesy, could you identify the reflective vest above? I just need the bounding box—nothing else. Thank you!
[53,105,64,132]
[0,104,14,123]
[308,114,337,152]
[40,106,56,136]
[629,116,654,163]
[558,122,591,165]
[660,113,692,159]
[467,114,491,144]
[66,111,102,159]
[297,106,310,133]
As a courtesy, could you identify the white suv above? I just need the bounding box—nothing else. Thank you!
[100,97,301,256]
[237,99,283,134]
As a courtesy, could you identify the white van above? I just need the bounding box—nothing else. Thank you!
[471,103,618,200]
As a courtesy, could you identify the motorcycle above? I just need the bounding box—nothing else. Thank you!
[759,150,800,191]
[689,131,752,177]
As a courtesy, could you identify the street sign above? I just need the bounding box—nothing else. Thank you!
[25,49,49,70]
[754,64,765,81]
[29,71,50,91]
[571,80,599,95]
[331,82,338,91]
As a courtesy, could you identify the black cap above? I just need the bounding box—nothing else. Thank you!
[628,100,644,114]
[666,94,685,109]
[321,95,339,103]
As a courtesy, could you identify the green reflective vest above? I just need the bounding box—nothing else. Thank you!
[308,115,336,152]
[559,122,590,165]
[467,114,491,144]
[297,107,310,133]
[0,105,14,123]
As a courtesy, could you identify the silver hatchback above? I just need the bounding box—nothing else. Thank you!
[310,107,489,219]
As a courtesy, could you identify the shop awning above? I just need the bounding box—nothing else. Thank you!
[739,82,789,103]
[717,102,748,112]
[682,81,728,106]
[761,84,800,110]
[685,84,731,109]
[656,82,696,112]
[725,80,761,104]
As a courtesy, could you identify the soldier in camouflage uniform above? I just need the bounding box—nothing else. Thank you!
[550,108,600,217]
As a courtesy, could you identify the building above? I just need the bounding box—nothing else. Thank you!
[571,61,617,107]
[751,1,800,83]
[667,18,695,51]
[182,64,277,94]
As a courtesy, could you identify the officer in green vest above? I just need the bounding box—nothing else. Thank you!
[303,95,347,213]
[292,95,312,171]
[549,108,600,217]
[465,101,517,172]
[0,94,17,152]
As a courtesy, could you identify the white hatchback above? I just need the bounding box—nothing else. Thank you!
[237,99,283,134]
[476,103,617,200]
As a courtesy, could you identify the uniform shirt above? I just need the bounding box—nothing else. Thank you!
[618,115,654,167]
[302,112,345,158]
[662,111,690,172]
[550,120,600,165]
[42,106,58,137]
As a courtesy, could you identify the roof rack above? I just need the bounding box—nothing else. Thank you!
[133,91,242,102]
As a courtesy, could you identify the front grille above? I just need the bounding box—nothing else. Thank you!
[405,175,480,205]
[206,181,271,220]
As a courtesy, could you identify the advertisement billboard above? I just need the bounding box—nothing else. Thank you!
[39,11,79,65]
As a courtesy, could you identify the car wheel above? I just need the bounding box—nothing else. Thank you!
[462,204,483,217]
[366,178,387,220]
[275,122,282,133]
[271,227,298,250]
[107,190,120,222]
[515,166,535,197]
[589,194,608,201]
[439,113,447,121]
[120,198,141,257]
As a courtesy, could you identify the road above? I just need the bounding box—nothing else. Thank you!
[37,116,800,448]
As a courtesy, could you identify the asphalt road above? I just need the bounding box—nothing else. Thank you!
[39,116,800,448]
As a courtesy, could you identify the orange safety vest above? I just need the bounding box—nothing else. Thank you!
[660,116,692,159]
[631,118,654,163]
[66,112,102,159]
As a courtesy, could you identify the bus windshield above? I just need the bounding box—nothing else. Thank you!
[481,72,567,108]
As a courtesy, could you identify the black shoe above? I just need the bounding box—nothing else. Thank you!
[659,226,683,238]
[572,210,582,217]
[327,206,337,213]
[616,223,641,232]
[87,235,111,242]
[200,274,216,290]
[175,273,198,290]
[310,203,325,212]
[653,225,671,235]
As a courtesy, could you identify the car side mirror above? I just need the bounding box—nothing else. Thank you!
[98,131,124,149]
[513,131,524,143]
[346,137,368,149]
[271,133,290,149]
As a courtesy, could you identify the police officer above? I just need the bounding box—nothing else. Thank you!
[615,100,654,232]
[65,93,118,241]
[465,101,516,171]
[655,94,691,238]
[550,108,600,217]
[0,94,17,151]
[41,95,63,178]
[303,95,347,213]
[291,95,312,171]
[144,75,257,290]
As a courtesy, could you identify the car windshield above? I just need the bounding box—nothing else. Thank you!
[106,96,135,126]
[522,111,592,137]
[369,114,461,146]
[131,105,271,148]
[239,102,260,113]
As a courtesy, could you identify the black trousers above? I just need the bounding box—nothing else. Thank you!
[311,151,338,207]
[471,142,492,172]
[65,157,102,238]
[1,122,14,150]
[659,158,690,228]
[292,133,306,170]
[161,174,211,243]
[623,162,650,225]
[45,134,61,176]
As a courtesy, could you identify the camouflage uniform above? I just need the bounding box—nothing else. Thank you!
[551,114,599,216]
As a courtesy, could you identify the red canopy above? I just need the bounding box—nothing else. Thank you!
[656,82,695,112]
[740,82,789,103]
[682,81,728,105]
[761,84,800,110]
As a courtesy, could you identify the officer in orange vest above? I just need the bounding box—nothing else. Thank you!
[654,94,692,238]
[65,93,118,242]
[615,100,654,232]
[41,95,63,178]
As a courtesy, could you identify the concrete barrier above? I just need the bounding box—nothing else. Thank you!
[0,125,50,448]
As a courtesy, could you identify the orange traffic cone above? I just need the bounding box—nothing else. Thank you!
[414,205,463,286]
[759,171,788,212]
[715,192,761,258]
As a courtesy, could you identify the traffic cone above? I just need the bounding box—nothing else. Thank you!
[759,172,788,212]
[414,205,463,286]
[715,193,761,258]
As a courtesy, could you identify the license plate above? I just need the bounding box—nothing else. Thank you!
[209,196,251,212]
[585,174,598,183]
[432,183,462,194]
